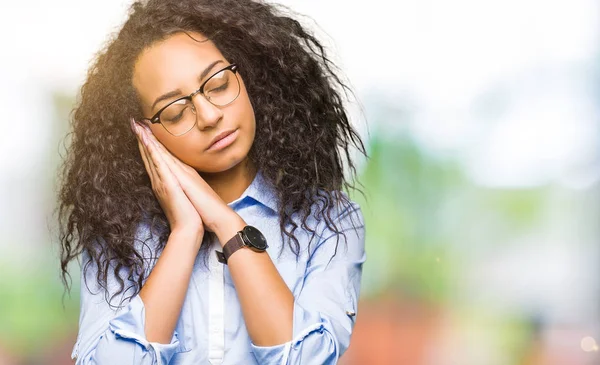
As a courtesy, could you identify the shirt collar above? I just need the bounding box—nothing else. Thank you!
[229,169,278,214]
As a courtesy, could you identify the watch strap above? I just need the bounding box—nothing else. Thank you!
[216,231,245,264]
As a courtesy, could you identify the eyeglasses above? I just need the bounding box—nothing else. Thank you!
[140,63,241,136]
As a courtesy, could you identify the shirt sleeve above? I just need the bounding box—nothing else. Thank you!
[250,199,366,365]
[71,231,188,365]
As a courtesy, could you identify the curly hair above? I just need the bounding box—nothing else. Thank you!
[57,0,367,308]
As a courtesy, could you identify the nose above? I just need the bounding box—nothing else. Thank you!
[191,93,223,130]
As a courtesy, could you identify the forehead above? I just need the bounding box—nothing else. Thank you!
[132,32,224,106]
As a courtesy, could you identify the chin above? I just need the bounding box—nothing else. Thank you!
[195,147,250,174]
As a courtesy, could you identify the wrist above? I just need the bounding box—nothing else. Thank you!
[169,227,203,250]
[213,212,247,247]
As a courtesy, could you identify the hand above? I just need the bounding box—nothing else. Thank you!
[133,119,240,235]
[130,117,204,243]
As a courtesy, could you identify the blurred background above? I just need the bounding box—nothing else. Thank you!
[1,0,599,364]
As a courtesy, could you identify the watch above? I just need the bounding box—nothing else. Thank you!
[216,225,268,264]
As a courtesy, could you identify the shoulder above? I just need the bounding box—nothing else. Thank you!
[309,190,364,234]
[298,190,365,260]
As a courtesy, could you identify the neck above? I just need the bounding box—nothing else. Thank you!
[199,158,257,204]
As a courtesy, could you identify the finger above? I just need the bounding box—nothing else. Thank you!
[137,135,159,188]
[132,121,151,175]
[133,121,161,187]
[140,124,195,176]
[139,125,180,187]
[140,124,183,167]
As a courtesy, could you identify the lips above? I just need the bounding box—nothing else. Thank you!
[207,129,237,150]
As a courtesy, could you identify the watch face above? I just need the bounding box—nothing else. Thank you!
[242,226,268,251]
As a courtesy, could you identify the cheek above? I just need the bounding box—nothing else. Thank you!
[240,94,256,131]
[242,108,256,147]
[238,77,255,118]
[149,126,196,162]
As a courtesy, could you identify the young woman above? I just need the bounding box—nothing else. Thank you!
[57,0,367,364]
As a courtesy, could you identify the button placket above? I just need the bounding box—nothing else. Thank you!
[208,241,225,365]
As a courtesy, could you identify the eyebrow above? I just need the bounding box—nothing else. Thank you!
[150,59,224,112]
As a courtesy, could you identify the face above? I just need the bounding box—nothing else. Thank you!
[132,31,256,174]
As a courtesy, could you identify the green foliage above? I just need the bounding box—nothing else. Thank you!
[0,258,80,357]
[350,130,546,304]
[350,133,464,303]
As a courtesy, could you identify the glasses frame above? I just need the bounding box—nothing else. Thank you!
[140,63,240,136]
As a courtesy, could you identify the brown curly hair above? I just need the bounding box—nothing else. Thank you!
[57,0,367,308]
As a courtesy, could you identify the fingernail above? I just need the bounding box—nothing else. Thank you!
[130,117,139,134]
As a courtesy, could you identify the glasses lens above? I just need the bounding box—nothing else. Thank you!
[204,69,240,106]
[159,99,196,136]
[157,67,240,136]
